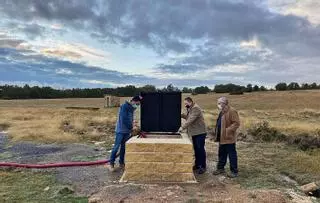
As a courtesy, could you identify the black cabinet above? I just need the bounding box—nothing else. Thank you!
[140,92,181,133]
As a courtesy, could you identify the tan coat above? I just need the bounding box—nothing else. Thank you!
[181,103,206,136]
[216,106,240,144]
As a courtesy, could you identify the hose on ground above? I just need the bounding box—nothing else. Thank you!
[0,132,146,169]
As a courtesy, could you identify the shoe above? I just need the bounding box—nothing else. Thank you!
[197,167,206,174]
[107,164,115,172]
[119,164,125,170]
[212,169,226,175]
[227,172,238,178]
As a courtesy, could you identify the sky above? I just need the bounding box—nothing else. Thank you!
[0,0,320,89]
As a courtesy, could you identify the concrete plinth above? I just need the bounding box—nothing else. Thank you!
[120,133,197,183]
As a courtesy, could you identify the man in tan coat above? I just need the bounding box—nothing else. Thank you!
[213,97,240,178]
[180,97,207,174]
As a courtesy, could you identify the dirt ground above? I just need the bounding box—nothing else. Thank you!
[1,132,317,203]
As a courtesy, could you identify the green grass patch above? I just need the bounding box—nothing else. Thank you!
[0,170,88,203]
[236,167,281,189]
[71,154,106,162]
[277,148,320,185]
[0,152,13,159]
[236,142,320,190]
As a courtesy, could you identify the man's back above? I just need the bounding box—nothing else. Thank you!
[115,102,134,134]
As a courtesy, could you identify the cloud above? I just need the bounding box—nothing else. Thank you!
[22,23,46,39]
[51,23,63,30]
[1,1,319,54]
[268,0,320,25]
[55,68,73,75]
[74,44,106,58]
[156,64,202,74]
[0,32,111,67]
[240,36,261,48]
[0,47,243,88]
[154,41,272,76]
[0,47,154,88]
[42,49,82,59]
[1,0,320,87]
[37,42,111,67]
[1,1,319,56]
[4,21,46,40]
[0,80,71,89]
[0,33,25,49]
[0,39,25,49]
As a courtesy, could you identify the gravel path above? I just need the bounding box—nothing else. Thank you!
[0,133,122,196]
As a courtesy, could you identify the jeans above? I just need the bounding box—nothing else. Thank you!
[192,133,207,169]
[217,143,238,174]
[109,132,130,165]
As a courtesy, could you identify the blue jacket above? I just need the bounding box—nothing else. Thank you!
[115,101,135,133]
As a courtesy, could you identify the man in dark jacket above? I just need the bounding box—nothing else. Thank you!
[180,97,207,174]
[212,97,240,178]
[108,95,142,172]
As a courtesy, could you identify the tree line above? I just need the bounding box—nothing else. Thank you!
[0,84,157,99]
[275,82,320,91]
[0,82,319,99]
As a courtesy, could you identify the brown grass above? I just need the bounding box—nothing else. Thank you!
[0,90,320,143]
[191,90,320,136]
[0,106,119,143]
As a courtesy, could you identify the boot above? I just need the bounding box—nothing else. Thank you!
[107,163,115,172]
[197,167,206,174]
[119,164,125,170]
[227,172,238,178]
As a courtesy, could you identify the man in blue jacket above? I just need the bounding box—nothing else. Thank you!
[108,95,142,172]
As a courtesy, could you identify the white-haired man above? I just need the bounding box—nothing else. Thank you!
[213,97,240,178]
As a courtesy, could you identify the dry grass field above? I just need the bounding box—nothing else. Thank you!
[1,90,320,143]
[1,91,320,202]
[0,98,122,144]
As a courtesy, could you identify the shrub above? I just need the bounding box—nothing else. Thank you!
[248,122,320,150]
[0,123,10,131]
[229,91,244,95]
[247,121,287,142]
[287,133,320,151]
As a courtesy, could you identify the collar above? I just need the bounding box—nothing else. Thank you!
[125,101,135,110]
[187,103,195,111]
[221,105,230,114]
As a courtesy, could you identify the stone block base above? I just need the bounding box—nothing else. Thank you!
[120,133,196,183]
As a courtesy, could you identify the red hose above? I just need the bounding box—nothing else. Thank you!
[139,131,146,138]
[0,133,145,169]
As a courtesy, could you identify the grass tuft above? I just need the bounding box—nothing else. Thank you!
[0,170,88,203]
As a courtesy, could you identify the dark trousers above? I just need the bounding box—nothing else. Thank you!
[217,143,238,174]
[192,133,207,169]
[109,133,130,165]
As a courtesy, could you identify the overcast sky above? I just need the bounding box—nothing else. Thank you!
[1,0,320,88]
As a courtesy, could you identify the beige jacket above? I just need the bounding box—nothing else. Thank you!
[181,103,206,136]
[216,105,240,144]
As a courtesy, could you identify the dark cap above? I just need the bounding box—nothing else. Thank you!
[131,95,143,102]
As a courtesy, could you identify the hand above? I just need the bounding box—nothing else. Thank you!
[133,125,139,131]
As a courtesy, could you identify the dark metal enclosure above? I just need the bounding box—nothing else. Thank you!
[140,92,181,133]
